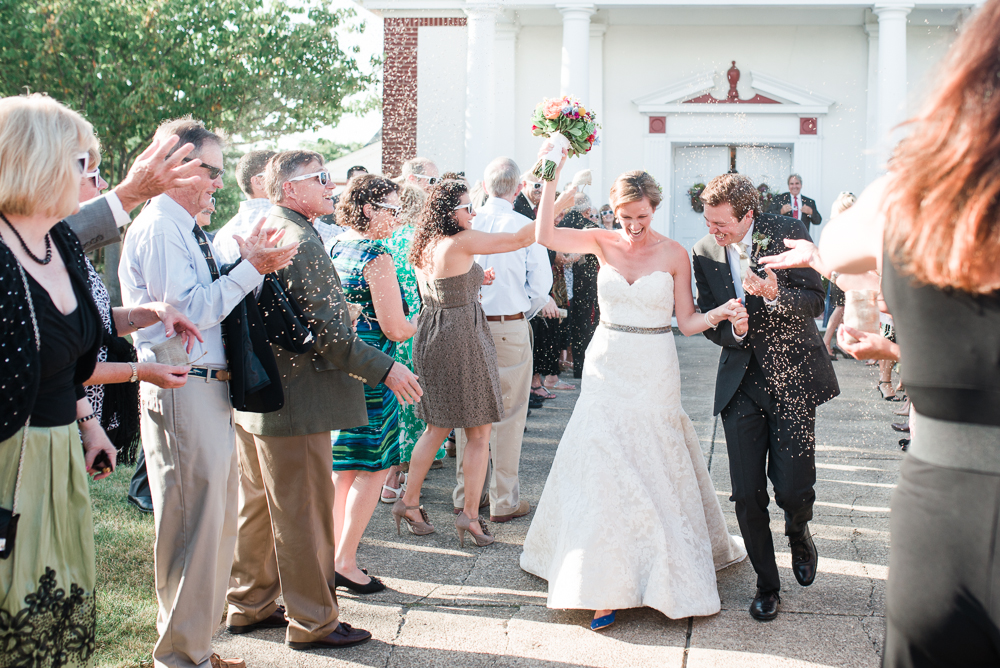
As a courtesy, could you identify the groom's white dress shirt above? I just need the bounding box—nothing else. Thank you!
[473,197,552,317]
[120,194,263,367]
[724,222,778,342]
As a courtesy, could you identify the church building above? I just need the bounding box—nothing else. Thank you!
[354,0,972,246]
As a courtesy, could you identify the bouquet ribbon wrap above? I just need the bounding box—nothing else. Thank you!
[532,132,571,182]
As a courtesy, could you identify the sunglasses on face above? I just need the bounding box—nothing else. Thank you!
[454,202,475,214]
[85,167,101,188]
[287,170,330,186]
[602,210,614,217]
[373,202,400,217]
[413,173,439,186]
[531,182,543,191]
[183,157,225,180]
[76,152,90,175]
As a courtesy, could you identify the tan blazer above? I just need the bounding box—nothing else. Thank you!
[234,206,395,437]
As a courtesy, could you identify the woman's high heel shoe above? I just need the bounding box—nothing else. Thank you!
[591,611,617,631]
[455,513,494,547]
[391,499,435,536]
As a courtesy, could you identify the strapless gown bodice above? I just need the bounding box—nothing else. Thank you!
[596,266,674,329]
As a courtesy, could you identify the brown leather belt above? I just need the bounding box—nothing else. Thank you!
[486,313,524,322]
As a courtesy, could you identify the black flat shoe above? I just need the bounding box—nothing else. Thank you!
[789,525,818,587]
[749,589,780,621]
[127,494,154,513]
[899,438,910,452]
[335,571,386,594]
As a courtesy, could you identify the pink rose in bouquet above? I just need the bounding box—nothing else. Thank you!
[530,95,600,181]
[543,99,563,120]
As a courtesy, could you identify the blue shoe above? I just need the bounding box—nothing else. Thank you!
[590,611,616,631]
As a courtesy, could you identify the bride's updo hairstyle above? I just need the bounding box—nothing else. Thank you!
[409,179,467,269]
[608,170,662,214]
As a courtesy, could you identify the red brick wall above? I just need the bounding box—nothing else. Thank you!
[382,17,467,177]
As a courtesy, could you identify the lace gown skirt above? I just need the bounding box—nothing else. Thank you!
[520,268,745,619]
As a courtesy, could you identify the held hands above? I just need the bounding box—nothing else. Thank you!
[151,302,204,353]
[836,325,901,361]
[384,362,423,406]
[114,136,205,213]
[482,267,496,286]
[235,216,299,274]
[743,266,779,301]
[710,298,749,336]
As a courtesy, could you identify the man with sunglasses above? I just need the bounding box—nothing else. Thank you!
[120,118,298,668]
[214,150,277,264]
[399,156,439,193]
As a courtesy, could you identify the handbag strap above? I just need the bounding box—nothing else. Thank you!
[1,237,41,514]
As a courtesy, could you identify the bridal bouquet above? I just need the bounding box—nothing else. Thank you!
[530,96,600,181]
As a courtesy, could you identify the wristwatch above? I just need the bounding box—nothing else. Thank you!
[128,361,139,383]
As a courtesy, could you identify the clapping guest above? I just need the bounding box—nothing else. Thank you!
[227,151,420,650]
[329,175,417,593]
[399,178,537,547]
[0,94,120,668]
[214,149,276,264]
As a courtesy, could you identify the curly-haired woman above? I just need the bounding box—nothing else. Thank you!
[330,174,417,592]
[395,179,535,548]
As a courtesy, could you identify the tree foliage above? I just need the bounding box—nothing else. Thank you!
[0,0,379,186]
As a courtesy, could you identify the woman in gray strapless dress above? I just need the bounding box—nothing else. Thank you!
[394,177,536,548]
[413,263,503,428]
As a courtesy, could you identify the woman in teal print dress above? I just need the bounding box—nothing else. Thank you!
[381,184,446,503]
[330,175,417,593]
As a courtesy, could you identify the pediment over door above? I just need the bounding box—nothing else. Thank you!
[632,62,835,116]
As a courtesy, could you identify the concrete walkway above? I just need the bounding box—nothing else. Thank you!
[214,335,902,667]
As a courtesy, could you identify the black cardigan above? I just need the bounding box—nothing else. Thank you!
[0,221,101,441]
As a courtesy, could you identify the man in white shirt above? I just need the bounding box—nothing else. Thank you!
[120,118,297,668]
[769,174,822,228]
[213,149,276,265]
[453,157,553,523]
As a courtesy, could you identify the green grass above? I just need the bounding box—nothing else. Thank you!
[88,465,158,668]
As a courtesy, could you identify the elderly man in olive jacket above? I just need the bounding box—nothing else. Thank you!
[227,150,421,651]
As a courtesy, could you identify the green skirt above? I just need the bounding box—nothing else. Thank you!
[395,337,446,463]
[0,425,96,667]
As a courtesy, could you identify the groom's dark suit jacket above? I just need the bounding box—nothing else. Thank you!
[691,213,839,415]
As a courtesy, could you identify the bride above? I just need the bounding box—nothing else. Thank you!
[519,149,748,630]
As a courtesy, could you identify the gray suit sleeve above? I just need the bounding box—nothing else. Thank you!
[65,197,121,253]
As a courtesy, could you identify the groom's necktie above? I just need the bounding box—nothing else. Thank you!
[732,242,750,285]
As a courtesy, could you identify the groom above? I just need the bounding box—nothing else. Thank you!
[691,174,839,622]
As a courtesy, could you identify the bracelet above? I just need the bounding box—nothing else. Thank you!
[77,413,97,424]
[127,307,137,328]
[704,312,719,330]
[128,361,138,383]
[829,271,840,287]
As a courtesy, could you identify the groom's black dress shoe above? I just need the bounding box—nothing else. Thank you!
[749,589,781,622]
[789,525,818,587]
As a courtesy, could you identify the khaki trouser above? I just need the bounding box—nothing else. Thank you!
[140,380,239,668]
[226,426,340,643]
[454,318,532,516]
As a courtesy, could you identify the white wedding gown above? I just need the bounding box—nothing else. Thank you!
[520,265,746,618]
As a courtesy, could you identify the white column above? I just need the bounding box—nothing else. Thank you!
[558,3,595,176]
[495,22,519,168]
[864,17,880,184]
[589,23,606,203]
[464,6,500,183]
[873,2,913,169]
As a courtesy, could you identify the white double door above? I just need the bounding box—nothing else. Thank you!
[670,145,792,255]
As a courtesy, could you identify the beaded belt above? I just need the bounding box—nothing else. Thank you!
[600,321,672,335]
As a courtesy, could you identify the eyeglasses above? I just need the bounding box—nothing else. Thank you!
[530,182,543,191]
[287,170,330,186]
[183,158,225,180]
[75,152,90,174]
[253,171,266,180]
[601,210,614,217]
[85,167,101,188]
[454,202,475,214]
[412,173,439,186]
[373,202,400,217]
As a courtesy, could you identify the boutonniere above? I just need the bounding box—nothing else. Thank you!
[752,232,771,251]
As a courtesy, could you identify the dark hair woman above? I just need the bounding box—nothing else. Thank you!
[396,179,535,547]
[760,2,1000,661]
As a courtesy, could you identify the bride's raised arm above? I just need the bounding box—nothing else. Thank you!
[670,247,745,336]
[535,146,614,257]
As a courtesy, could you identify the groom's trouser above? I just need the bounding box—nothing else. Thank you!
[720,355,816,594]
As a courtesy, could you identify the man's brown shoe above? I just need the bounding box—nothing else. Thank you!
[227,604,288,634]
[491,500,530,523]
[209,654,246,668]
[286,622,372,650]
